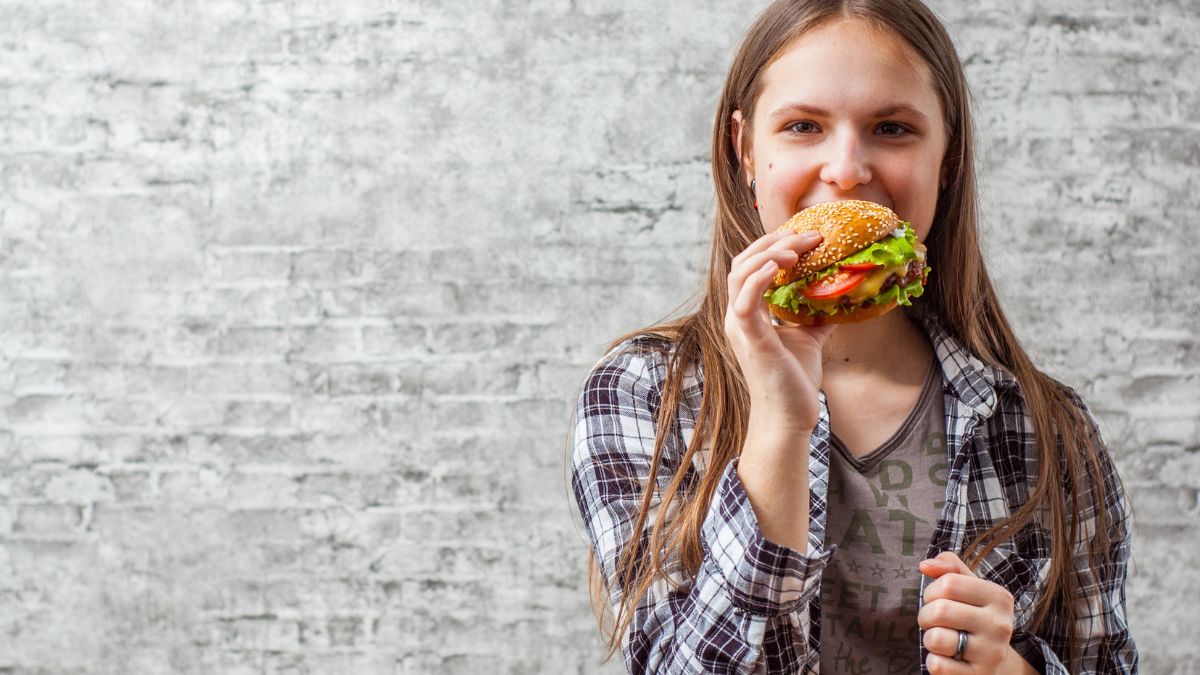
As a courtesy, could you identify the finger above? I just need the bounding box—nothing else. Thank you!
[925,652,973,674]
[732,230,822,271]
[770,230,824,259]
[727,231,823,303]
[730,230,791,269]
[922,572,997,608]
[920,551,976,579]
[727,248,801,300]
[729,231,821,286]
[922,626,966,660]
[916,597,990,634]
[730,260,781,335]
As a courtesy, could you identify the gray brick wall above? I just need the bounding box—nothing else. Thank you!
[0,1,1195,673]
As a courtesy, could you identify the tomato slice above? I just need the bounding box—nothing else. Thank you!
[802,270,870,299]
[838,262,882,273]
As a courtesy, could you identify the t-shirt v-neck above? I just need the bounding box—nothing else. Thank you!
[819,359,948,674]
[829,360,941,474]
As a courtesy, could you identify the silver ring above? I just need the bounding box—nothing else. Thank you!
[770,314,784,327]
[953,629,968,661]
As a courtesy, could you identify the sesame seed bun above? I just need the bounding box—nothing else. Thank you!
[771,200,901,288]
[768,298,901,327]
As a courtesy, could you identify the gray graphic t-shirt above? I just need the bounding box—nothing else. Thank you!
[819,363,948,674]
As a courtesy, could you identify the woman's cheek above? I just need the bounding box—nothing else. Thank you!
[764,162,814,222]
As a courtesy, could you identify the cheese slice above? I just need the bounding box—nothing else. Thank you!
[846,264,907,303]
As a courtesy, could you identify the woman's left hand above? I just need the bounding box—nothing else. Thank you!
[917,552,1037,674]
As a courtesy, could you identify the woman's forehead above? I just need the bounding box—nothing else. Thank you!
[757,19,940,118]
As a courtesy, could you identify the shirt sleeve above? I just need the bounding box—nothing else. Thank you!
[1014,394,1139,674]
[570,341,833,674]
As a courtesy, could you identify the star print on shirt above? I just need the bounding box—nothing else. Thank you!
[847,559,863,575]
[894,563,909,579]
[870,563,885,579]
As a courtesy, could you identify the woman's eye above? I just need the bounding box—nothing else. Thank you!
[787,121,819,134]
[878,122,909,136]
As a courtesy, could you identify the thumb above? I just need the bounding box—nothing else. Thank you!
[919,551,976,578]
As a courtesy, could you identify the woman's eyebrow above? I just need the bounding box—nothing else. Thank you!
[768,102,930,123]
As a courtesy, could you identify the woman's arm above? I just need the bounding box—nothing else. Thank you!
[1016,397,1139,674]
[571,345,832,674]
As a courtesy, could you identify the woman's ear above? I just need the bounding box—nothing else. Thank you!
[731,110,754,179]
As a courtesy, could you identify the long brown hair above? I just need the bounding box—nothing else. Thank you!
[586,0,1118,670]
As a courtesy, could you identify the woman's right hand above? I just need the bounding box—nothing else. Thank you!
[725,229,835,438]
[724,229,835,550]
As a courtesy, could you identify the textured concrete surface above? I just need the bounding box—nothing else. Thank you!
[0,0,1196,673]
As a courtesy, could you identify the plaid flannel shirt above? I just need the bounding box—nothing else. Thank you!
[571,316,1137,674]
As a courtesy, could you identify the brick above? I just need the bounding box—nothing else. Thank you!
[327,363,404,397]
[1130,416,1200,449]
[311,287,363,318]
[1158,453,1200,490]
[13,504,83,534]
[1128,485,1198,525]
[294,472,401,509]
[205,248,293,282]
[104,469,156,503]
[208,617,302,651]
[215,326,289,359]
[263,576,381,616]
[41,469,115,505]
[287,325,361,363]
[155,395,226,430]
[291,399,378,435]
[4,395,89,431]
[181,288,317,325]
[90,397,164,428]
[187,363,305,396]
[360,282,460,319]
[360,324,427,358]
[8,359,70,396]
[65,364,190,399]
[290,250,359,282]
[222,399,293,430]
[15,436,103,465]
[410,357,524,396]
[262,651,395,674]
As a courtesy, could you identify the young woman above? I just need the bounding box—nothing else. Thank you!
[570,1,1137,673]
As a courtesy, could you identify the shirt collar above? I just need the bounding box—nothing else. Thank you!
[914,311,1020,422]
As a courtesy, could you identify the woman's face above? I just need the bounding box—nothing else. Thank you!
[734,19,948,241]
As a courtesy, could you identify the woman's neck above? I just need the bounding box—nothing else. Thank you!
[820,309,934,384]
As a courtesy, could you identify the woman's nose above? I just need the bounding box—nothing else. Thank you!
[819,133,872,191]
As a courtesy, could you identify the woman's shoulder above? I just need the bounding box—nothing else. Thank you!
[582,333,677,399]
[590,331,679,374]
[578,331,703,414]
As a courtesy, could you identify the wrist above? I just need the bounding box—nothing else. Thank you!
[739,432,812,485]
[747,397,818,439]
[1003,644,1038,675]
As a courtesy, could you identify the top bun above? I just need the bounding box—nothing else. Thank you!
[771,200,901,287]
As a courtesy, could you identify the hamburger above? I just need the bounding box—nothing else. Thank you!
[764,200,930,326]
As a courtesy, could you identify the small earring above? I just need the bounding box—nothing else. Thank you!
[750,179,758,210]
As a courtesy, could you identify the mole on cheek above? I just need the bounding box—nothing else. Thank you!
[769,163,773,170]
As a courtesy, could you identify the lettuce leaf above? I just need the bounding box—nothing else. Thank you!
[800,222,920,286]
[869,269,928,309]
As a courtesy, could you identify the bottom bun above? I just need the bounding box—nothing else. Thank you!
[768,300,900,327]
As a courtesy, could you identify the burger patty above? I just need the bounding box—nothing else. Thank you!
[879,259,926,294]
[832,260,926,312]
